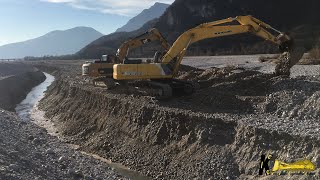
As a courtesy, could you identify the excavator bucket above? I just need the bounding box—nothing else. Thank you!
[275,36,305,76]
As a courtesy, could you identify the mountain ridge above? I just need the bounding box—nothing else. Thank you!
[78,0,320,59]
[0,27,103,59]
[116,2,169,32]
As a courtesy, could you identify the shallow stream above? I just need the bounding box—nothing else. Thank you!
[15,72,55,120]
[15,72,149,180]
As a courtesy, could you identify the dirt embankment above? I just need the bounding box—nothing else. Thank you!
[36,61,320,179]
[0,62,46,111]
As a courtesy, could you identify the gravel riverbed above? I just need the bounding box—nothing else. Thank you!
[1,55,320,179]
[0,63,127,180]
[29,55,320,179]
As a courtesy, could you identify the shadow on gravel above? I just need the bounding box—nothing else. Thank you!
[157,71,275,114]
[269,77,320,94]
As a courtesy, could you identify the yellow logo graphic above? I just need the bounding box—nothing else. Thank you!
[259,154,317,175]
[272,159,316,172]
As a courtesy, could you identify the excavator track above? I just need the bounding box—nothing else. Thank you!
[129,79,199,98]
[92,77,116,89]
[150,79,199,98]
[148,81,173,98]
[167,79,200,96]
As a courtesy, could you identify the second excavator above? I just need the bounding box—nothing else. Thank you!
[82,28,170,88]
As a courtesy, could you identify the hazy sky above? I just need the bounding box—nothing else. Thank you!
[0,0,174,46]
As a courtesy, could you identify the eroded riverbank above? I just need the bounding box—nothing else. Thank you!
[0,62,45,111]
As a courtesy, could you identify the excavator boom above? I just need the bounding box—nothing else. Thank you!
[162,15,290,64]
[117,28,171,63]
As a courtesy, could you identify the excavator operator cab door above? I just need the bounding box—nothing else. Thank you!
[99,54,116,63]
[101,55,108,62]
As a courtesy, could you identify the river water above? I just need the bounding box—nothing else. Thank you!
[15,72,149,180]
[15,72,55,120]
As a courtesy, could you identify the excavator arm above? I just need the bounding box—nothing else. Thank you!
[161,15,292,75]
[116,28,171,63]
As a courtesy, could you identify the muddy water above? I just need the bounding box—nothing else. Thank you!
[15,72,149,180]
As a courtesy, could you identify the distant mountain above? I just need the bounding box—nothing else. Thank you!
[116,2,169,32]
[77,19,158,59]
[78,0,320,58]
[0,27,103,59]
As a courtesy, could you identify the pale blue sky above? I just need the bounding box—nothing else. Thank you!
[0,0,174,46]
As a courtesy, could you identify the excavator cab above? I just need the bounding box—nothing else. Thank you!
[101,55,108,62]
[153,51,167,63]
[94,54,117,63]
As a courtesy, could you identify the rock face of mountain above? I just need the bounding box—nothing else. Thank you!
[116,2,169,32]
[78,0,320,58]
[0,27,103,59]
[77,19,158,59]
[153,0,320,55]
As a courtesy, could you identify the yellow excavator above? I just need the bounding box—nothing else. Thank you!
[83,15,300,97]
[111,15,298,97]
[82,28,170,88]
